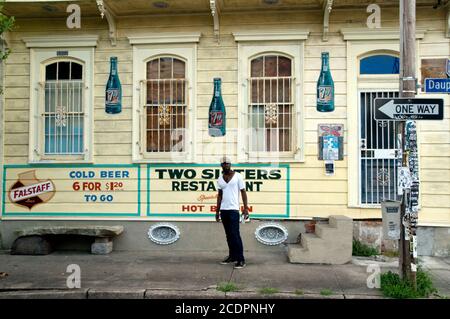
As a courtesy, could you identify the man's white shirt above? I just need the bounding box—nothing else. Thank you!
[217,172,245,210]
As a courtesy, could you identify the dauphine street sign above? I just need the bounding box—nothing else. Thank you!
[374,98,444,121]
[424,78,450,93]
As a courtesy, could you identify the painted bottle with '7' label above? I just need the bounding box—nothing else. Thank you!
[317,52,335,112]
[105,57,122,114]
[208,78,226,137]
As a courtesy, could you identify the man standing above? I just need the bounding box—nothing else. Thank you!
[215,156,249,269]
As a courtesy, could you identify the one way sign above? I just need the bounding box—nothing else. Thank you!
[374,98,444,121]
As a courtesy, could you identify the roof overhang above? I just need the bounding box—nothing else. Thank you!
[1,0,440,18]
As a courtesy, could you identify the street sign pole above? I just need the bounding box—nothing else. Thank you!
[399,0,416,289]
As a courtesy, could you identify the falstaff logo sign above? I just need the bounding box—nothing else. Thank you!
[148,164,290,218]
[9,171,56,209]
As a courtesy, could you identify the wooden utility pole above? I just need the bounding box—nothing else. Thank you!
[399,0,416,287]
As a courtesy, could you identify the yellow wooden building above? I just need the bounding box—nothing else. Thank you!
[0,0,449,255]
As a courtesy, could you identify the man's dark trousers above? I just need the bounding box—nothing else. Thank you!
[220,210,245,262]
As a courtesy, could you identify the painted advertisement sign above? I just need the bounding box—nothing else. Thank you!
[2,165,141,217]
[2,164,290,219]
[147,164,290,218]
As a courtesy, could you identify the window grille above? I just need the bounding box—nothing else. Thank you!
[248,55,294,153]
[144,57,187,153]
[43,61,84,155]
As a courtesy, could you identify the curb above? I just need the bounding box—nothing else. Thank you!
[225,291,345,299]
[0,288,387,299]
[0,289,88,299]
[145,289,226,299]
[88,289,146,299]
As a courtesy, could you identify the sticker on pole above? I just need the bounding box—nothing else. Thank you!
[398,167,412,196]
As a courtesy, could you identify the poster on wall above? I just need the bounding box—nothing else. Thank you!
[147,164,290,218]
[318,124,344,160]
[2,165,141,217]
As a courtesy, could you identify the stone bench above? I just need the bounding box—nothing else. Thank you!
[11,226,124,255]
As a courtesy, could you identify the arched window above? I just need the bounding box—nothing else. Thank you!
[360,55,399,74]
[145,57,186,152]
[249,55,293,152]
[44,60,84,154]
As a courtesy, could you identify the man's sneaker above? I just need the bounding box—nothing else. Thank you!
[220,256,235,265]
[234,261,246,269]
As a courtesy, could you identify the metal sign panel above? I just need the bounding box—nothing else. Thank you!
[447,59,450,77]
[374,98,444,120]
[424,78,450,93]
[381,200,401,240]
[420,58,448,92]
[373,149,397,159]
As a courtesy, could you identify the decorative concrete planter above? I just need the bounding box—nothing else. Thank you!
[254,223,289,246]
[148,223,180,245]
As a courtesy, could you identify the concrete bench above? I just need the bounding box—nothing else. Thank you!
[11,226,124,255]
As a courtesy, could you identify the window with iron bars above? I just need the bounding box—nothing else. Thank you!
[144,57,187,153]
[248,55,294,153]
[42,61,84,155]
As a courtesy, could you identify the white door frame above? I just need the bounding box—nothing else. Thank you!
[344,32,423,208]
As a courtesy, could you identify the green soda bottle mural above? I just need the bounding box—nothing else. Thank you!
[208,78,226,137]
[105,56,122,114]
[317,52,335,112]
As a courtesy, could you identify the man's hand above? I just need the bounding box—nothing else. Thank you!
[242,206,250,219]
[216,190,222,222]
[240,190,249,220]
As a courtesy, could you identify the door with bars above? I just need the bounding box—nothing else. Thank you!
[359,91,400,205]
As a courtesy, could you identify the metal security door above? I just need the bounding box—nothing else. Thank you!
[360,91,400,205]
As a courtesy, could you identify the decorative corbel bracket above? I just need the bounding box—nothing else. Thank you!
[96,0,117,46]
[322,0,333,42]
[0,31,10,49]
[210,0,220,43]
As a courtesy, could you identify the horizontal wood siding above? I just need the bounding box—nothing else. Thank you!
[1,7,448,224]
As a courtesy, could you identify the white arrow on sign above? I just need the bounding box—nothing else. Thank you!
[379,100,440,118]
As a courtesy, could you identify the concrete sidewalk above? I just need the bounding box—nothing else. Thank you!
[0,250,449,299]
